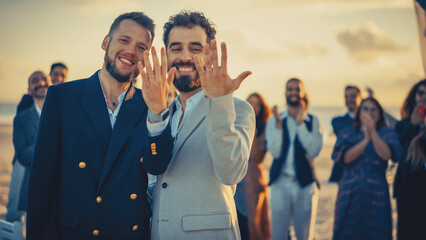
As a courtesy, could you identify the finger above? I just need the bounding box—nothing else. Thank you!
[167,67,176,86]
[210,39,219,69]
[151,46,161,82]
[161,47,167,83]
[143,51,154,81]
[233,71,252,88]
[138,61,150,88]
[194,55,205,82]
[203,44,212,69]
[221,42,227,72]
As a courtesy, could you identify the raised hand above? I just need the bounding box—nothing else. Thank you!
[360,112,374,139]
[139,46,176,115]
[193,39,252,98]
[272,105,282,129]
[295,99,307,124]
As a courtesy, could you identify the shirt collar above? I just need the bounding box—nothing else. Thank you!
[176,90,205,110]
[348,111,355,119]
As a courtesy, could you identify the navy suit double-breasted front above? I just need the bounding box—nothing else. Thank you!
[27,71,173,240]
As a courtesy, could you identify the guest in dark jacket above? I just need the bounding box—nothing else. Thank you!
[394,79,426,238]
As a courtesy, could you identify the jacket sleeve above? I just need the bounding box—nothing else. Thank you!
[27,87,61,240]
[143,121,174,175]
[204,94,256,185]
[13,116,34,167]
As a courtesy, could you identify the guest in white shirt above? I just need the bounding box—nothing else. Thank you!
[265,78,322,240]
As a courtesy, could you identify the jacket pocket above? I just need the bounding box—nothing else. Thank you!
[182,213,231,231]
[58,212,79,228]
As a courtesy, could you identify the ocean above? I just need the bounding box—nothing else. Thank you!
[0,103,400,147]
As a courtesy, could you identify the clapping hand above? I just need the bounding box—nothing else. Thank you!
[193,40,252,98]
[272,105,282,129]
[360,112,375,140]
[295,99,307,124]
[138,46,176,116]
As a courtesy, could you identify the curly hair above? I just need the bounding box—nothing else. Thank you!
[163,11,216,48]
[247,93,271,135]
[401,79,426,118]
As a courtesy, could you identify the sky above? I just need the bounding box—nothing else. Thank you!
[0,0,424,109]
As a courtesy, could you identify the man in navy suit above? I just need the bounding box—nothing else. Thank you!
[328,85,361,182]
[6,71,50,223]
[27,12,174,240]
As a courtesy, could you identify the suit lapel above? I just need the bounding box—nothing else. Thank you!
[97,85,145,192]
[171,98,205,158]
[79,72,112,154]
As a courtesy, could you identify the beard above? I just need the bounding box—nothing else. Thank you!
[31,86,48,99]
[171,62,201,93]
[286,95,301,106]
[104,46,138,83]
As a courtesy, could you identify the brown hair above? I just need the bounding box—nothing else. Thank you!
[406,129,426,169]
[353,97,386,130]
[247,93,271,135]
[401,79,426,118]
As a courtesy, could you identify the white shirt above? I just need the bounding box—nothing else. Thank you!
[99,77,128,128]
[34,103,42,117]
[147,90,205,137]
[265,110,323,176]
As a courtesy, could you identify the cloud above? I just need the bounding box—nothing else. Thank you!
[221,30,328,63]
[334,22,409,62]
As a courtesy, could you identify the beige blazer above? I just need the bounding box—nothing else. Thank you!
[151,93,255,240]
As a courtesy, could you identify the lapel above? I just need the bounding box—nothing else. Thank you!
[79,72,112,154]
[97,83,145,192]
[171,97,205,159]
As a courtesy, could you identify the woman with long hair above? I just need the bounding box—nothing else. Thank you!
[235,93,271,240]
[396,115,426,240]
[332,97,402,240]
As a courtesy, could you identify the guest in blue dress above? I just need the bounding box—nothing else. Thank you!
[332,97,402,240]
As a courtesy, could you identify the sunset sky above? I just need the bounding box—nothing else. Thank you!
[0,0,424,108]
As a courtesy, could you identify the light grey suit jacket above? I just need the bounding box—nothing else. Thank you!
[151,93,255,240]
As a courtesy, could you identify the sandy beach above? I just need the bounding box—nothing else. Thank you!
[0,123,397,239]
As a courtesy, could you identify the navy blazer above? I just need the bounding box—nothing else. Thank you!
[12,105,39,211]
[329,113,354,182]
[27,72,173,240]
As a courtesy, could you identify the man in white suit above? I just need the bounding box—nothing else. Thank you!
[141,11,255,240]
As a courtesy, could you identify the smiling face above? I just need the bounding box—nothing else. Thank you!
[28,71,50,99]
[345,88,361,113]
[166,26,207,93]
[285,79,305,106]
[102,19,151,83]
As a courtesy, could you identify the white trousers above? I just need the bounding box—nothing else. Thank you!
[5,160,25,222]
[269,175,318,240]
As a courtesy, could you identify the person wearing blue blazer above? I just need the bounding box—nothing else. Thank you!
[27,12,174,240]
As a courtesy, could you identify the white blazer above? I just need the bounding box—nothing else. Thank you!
[151,93,255,240]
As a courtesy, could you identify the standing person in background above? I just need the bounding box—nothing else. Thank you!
[235,93,271,240]
[16,62,68,114]
[329,85,362,183]
[366,87,397,128]
[395,113,426,240]
[5,71,50,223]
[266,78,322,240]
[332,97,402,240]
[394,79,426,239]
